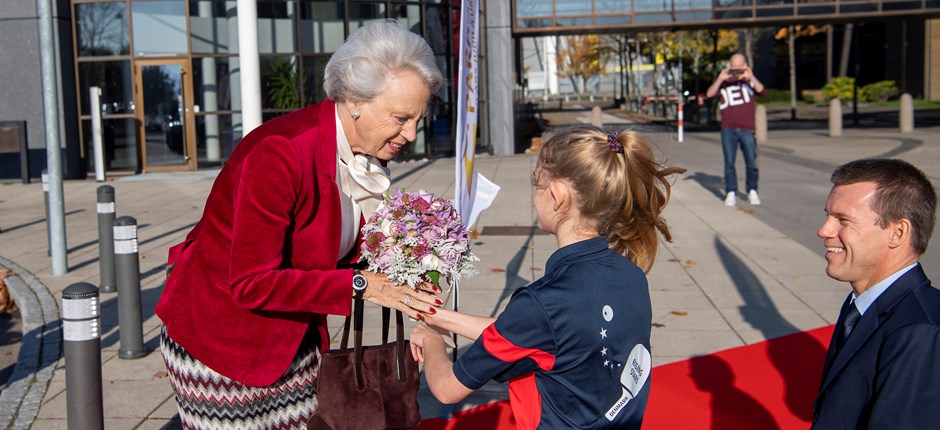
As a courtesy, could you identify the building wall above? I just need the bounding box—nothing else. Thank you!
[0,0,81,180]
[929,19,940,100]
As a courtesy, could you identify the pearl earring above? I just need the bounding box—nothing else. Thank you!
[351,109,360,119]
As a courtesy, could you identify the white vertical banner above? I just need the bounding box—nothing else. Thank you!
[455,0,499,229]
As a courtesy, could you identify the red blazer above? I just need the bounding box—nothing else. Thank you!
[155,99,357,387]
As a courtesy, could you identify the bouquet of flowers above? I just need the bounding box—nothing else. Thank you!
[359,189,478,289]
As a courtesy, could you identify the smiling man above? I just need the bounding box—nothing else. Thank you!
[812,158,940,429]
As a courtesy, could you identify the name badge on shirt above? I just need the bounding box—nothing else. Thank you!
[605,344,651,421]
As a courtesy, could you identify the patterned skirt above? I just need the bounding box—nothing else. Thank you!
[160,326,319,430]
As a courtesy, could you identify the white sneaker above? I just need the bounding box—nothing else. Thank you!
[725,191,737,206]
[748,190,761,205]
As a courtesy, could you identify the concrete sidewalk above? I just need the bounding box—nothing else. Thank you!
[1,122,937,428]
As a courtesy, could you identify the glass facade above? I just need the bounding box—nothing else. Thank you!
[512,0,940,32]
[71,0,462,173]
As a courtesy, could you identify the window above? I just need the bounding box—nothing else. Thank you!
[76,2,129,57]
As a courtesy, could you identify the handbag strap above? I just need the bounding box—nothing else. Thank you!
[341,299,408,389]
[339,300,390,351]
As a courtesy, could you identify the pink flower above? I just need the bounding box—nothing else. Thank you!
[359,189,478,288]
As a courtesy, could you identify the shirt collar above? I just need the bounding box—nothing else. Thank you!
[853,262,919,315]
[545,236,608,273]
[333,106,390,220]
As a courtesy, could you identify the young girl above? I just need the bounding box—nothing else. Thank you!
[410,125,686,429]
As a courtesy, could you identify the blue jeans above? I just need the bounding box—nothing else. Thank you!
[721,128,758,193]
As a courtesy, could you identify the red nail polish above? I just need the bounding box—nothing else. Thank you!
[428,308,437,314]
[435,299,443,306]
[416,313,423,321]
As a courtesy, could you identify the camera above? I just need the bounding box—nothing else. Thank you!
[729,69,743,77]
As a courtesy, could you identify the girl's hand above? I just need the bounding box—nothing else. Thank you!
[410,325,445,363]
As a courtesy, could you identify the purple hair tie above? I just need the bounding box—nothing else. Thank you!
[607,132,624,154]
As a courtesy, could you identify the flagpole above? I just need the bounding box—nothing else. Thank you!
[451,279,459,362]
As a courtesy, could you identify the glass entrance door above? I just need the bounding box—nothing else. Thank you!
[135,59,196,171]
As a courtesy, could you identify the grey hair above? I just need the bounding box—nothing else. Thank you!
[324,20,444,103]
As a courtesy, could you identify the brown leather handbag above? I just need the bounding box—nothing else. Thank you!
[308,300,421,430]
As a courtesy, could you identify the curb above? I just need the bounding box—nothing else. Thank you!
[0,257,60,429]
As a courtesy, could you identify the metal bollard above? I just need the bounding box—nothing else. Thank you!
[114,216,145,359]
[97,186,116,293]
[63,282,104,430]
[42,169,51,256]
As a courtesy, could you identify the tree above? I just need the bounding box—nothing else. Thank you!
[555,35,612,94]
[603,34,629,104]
[775,25,830,119]
[598,30,738,111]
[634,30,737,93]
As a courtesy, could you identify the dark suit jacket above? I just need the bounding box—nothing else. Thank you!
[155,99,360,387]
[812,264,940,429]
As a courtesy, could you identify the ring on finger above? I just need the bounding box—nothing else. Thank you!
[402,294,413,306]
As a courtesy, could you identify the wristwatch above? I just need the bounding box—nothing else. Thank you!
[352,269,368,299]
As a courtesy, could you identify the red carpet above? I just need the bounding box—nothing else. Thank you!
[414,401,516,430]
[414,326,834,430]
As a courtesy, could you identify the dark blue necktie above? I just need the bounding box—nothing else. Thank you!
[839,303,862,349]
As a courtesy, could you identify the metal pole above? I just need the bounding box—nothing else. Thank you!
[42,169,51,256]
[90,87,105,182]
[97,186,116,293]
[789,26,797,121]
[678,102,684,143]
[852,26,860,126]
[236,0,263,134]
[114,216,145,358]
[62,282,104,430]
[37,0,67,275]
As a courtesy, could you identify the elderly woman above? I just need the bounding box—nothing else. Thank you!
[155,21,444,429]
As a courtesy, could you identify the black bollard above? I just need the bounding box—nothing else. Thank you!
[62,282,104,430]
[114,216,145,359]
[97,186,116,293]
[42,169,51,256]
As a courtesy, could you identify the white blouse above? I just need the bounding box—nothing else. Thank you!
[334,107,391,259]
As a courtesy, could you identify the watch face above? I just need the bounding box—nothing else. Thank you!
[353,274,367,290]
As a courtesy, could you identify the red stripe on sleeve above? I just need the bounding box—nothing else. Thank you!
[481,324,556,371]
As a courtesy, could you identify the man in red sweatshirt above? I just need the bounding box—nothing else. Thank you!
[706,53,766,206]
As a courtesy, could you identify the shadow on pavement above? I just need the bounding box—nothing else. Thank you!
[99,282,165,350]
[486,227,538,319]
[684,172,725,201]
[159,414,182,429]
[714,237,825,421]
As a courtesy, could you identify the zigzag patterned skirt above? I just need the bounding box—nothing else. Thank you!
[160,326,319,430]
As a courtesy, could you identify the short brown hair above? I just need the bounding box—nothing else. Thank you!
[831,158,937,255]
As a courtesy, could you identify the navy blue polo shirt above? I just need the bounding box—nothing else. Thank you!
[453,237,653,429]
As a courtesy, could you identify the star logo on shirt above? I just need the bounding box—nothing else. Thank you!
[600,328,608,339]
[604,360,610,367]
[601,347,608,356]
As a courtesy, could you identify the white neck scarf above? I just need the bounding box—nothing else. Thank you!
[334,107,391,257]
